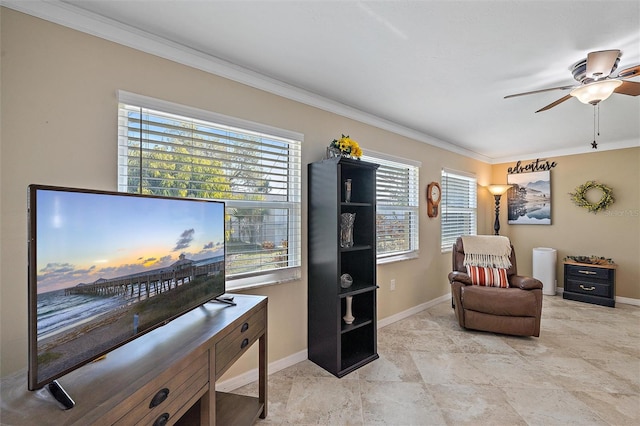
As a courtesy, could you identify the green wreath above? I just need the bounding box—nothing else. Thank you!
[569,181,614,214]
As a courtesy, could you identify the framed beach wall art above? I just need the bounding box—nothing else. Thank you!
[507,170,551,225]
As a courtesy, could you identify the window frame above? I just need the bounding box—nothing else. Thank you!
[440,168,477,253]
[117,91,302,290]
[362,151,420,263]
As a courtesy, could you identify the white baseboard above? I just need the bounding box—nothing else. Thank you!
[377,293,451,328]
[217,290,639,391]
[616,295,640,306]
[554,287,640,307]
[217,293,452,391]
[215,349,308,392]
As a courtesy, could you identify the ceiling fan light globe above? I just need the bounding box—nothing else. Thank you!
[570,79,623,105]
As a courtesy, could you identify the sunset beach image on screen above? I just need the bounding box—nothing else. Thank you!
[28,186,225,389]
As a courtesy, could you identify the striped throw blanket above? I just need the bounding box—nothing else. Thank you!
[462,235,512,269]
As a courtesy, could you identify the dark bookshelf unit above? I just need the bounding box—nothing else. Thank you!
[308,156,379,377]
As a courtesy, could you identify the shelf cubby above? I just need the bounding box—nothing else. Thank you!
[308,156,379,377]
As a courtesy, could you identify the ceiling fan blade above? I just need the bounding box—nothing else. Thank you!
[535,94,572,113]
[617,64,640,79]
[504,85,574,99]
[586,50,620,79]
[614,80,640,96]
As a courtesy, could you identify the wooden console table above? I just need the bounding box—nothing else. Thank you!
[0,294,267,425]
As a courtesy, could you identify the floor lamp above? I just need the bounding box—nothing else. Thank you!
[487,185,512,235]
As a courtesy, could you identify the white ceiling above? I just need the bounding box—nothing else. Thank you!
[6,0,640,162]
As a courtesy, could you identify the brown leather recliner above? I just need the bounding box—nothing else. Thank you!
[448,237,543,337]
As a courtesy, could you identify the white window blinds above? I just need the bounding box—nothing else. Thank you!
[362,152,420,260]
[441,169,477,252]
[117,93,302,288]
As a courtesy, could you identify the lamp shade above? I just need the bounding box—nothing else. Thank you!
[570,79,623,105]
[487,184,512,196]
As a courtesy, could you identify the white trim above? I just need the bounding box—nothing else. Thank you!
[491,138,640,164]
[227,268,301,291]
[365,151,421,259]
[442,167,477,180]
[215,349,308,392]
[440,169,478,252]
[215,293,451,391]
[3,0,488,162]
[377,293,451,328]
[363,149,422,168]
[118,90,303,142]
[117,96,302,283]
[377,251,419,265]
[5,1,634,163]
[215,289,638,392]
[616,295,640,306]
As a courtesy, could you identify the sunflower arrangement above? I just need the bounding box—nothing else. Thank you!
[330,134,363,158]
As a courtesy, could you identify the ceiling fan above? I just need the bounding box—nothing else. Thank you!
[505,49,640,113]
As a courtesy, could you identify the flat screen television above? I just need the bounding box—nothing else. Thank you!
[27,184,226,397]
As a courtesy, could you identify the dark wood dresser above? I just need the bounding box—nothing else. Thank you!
[563,261,616,307]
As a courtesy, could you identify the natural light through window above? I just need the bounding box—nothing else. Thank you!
[117,91,302,289]
[441,168,477,252]
[362,152,420,262]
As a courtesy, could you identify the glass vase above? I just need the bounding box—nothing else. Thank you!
[344,179,352,203]
[326,147,342,159]
[340,273,353,289]
[340,213,355,248]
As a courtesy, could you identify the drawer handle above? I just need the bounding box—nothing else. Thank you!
[153,413,170,426]
[149,388,170,408]
[241,322,249,332]
[578,270,597,275]
[579,285,596,291]
[240,338,249,349]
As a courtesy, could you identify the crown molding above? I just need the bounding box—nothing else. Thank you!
[5,1,633,164]
[490,137,640,164]
[2,0,491,162]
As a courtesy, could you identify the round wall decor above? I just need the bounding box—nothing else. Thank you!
[569,180,614,213]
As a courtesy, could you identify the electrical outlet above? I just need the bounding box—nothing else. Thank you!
[390,279,396,291]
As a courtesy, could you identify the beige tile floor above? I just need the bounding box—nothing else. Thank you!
[238,295,639,425]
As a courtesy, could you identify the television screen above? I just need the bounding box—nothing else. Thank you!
[28,185,225,390]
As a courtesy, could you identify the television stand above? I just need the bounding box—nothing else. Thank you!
[213,294,237,305]
[47,380,75,410]
[1,294,267,425]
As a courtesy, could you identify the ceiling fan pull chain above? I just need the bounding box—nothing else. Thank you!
[591,105,597,149]
[597,103,600,136]
[593,106,596,141]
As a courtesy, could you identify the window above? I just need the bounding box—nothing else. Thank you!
[441,168,477,252]
[362,152,420,262]
[117,91,302,289]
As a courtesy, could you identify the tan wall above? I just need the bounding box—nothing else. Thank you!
[491,149,640,300]
[0,9,491,376]
[5,8,635,383]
